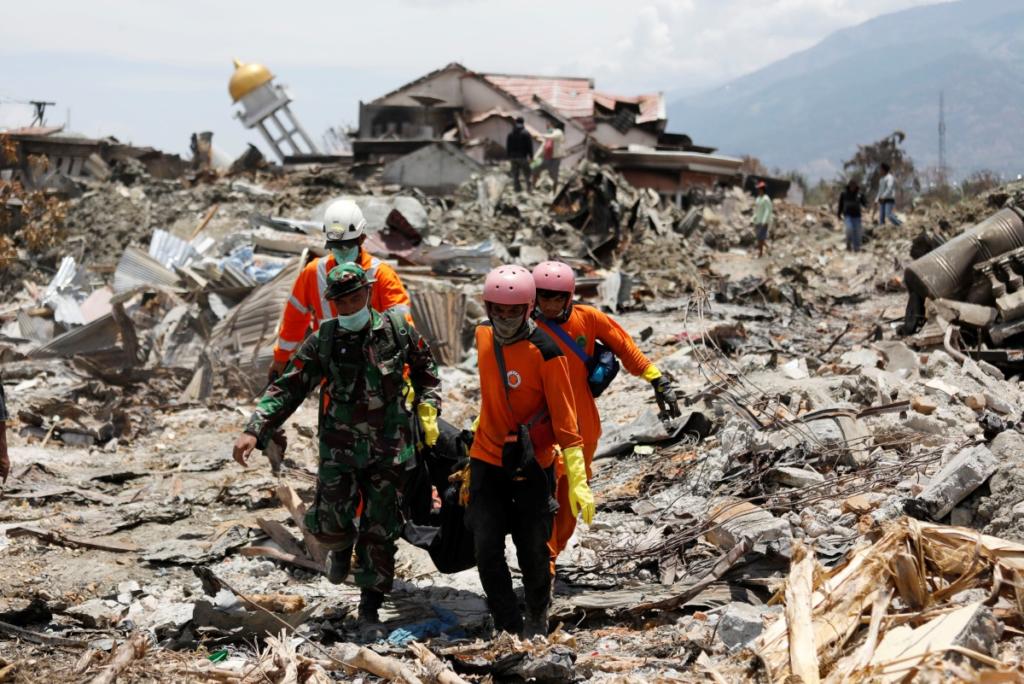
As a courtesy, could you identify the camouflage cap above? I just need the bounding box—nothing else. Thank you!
[325,262,374,299]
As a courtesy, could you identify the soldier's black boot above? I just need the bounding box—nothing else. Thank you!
[325,548,352,585]
[523,606,549,640]
[358,588,387,641]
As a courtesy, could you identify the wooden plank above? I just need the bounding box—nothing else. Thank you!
[240,546,323,573]
[785,541,820,684]
[256,517,309,560]
[6,526,138,553]
[275,484,327,565]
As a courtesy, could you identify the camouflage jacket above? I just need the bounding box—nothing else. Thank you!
[245,310,442,467]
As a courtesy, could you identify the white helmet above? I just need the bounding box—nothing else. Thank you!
[324,199,367,242]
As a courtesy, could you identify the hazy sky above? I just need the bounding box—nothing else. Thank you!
[1,0,947,159]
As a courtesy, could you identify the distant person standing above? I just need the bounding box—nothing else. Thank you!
[752,180,773,257]
[536,124,566,187]
[876,163,902,226]
[838,179,868,252]
[506,117,534,193]
[0,371,8,484]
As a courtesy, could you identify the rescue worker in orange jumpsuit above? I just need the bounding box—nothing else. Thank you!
[469,265,594,638]
[267,198,413,379]
[531,261,680,573]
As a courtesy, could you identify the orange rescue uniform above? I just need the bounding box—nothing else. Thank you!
[272,250,412,364]
[470,325,583,469]
[536,303,655,568]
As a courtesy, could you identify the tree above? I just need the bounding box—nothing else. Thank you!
[841,131,920,204]
[740,155,768,177]
[961,169,1002,199]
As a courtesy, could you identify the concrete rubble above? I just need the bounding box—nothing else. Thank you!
[4,132,1024,682]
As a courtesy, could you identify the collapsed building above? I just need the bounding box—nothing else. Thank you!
[353,62,743,203]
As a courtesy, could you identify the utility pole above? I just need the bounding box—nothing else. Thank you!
[29,100,56,127]
[938,90,948,186]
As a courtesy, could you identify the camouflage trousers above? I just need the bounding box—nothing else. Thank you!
[305,459,406,593]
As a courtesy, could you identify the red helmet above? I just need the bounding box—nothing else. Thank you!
[532,261,575,296]
[483,265,536,316]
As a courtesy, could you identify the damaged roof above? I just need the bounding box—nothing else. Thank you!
[594,91,667,125]
[483,73,595,120]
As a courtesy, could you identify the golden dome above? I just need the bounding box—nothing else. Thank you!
[229,59,273,102]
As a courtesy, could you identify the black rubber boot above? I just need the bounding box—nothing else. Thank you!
[325,548,352,585]
[523,606,549,639]
[358,589,387,641]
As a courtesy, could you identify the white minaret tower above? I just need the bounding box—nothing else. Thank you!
[229,59,320,161]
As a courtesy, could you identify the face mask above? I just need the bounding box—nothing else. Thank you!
[338,306,370,332]
[331,245,359,264]
[491,315,525,340]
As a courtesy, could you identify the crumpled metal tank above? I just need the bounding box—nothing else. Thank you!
[904,207,1024,301]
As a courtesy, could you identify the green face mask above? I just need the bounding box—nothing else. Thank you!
[331,245,359,264]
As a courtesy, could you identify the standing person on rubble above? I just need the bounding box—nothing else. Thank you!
[838,179,868,252]
[0,372,9,484]
[506,117,534,193]
[536,123,566,188]
[876,163,903,226]
[468,265,593,638]
[233,263,442,638]
[752,180,773,257]
[267,199,413,380]
[531,261,680,574]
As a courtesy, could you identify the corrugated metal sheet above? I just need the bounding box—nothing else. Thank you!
[409,285,467,366]
[30,313,120,358]
[149,229,198,269]
[17,310,53,343]
[43,256,77,298]
[41,256,85,327]
[484,74,594,119]
[221,263,258,288]
[210,253,304,377]
[113,246,183,293]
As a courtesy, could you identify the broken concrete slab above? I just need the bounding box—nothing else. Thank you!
[768,467,825,489]
[717,602,770,651]
[66,598,125,628]
[706,498,791,552]
[906,445,997,520]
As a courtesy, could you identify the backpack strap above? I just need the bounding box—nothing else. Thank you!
[383,308,413,360]
[318,317,338,373]
[544,320,591,365]
[316,317,339,436]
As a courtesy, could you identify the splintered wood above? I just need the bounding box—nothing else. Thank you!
[726,517,1024,682]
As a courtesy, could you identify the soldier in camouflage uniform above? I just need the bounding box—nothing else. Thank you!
[233,263,442,632]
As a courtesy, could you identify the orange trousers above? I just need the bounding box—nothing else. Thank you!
[547,441,597,574]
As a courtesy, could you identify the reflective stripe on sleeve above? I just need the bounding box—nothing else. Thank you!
[287,295,309,315]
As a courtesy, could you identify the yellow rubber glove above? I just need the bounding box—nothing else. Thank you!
[642,364,662,382]
[470,415,480,433]
[562,445,595,524]
[417,404,439,447]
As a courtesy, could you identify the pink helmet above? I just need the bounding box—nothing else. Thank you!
[483,265,536,314]
[532,261,575,296]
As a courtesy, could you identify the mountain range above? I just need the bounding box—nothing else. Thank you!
[668,0,1024,181]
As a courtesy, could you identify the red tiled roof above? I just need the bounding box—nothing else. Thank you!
[483,73,594,120]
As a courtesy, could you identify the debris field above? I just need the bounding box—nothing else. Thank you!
[3,156,1024,683]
